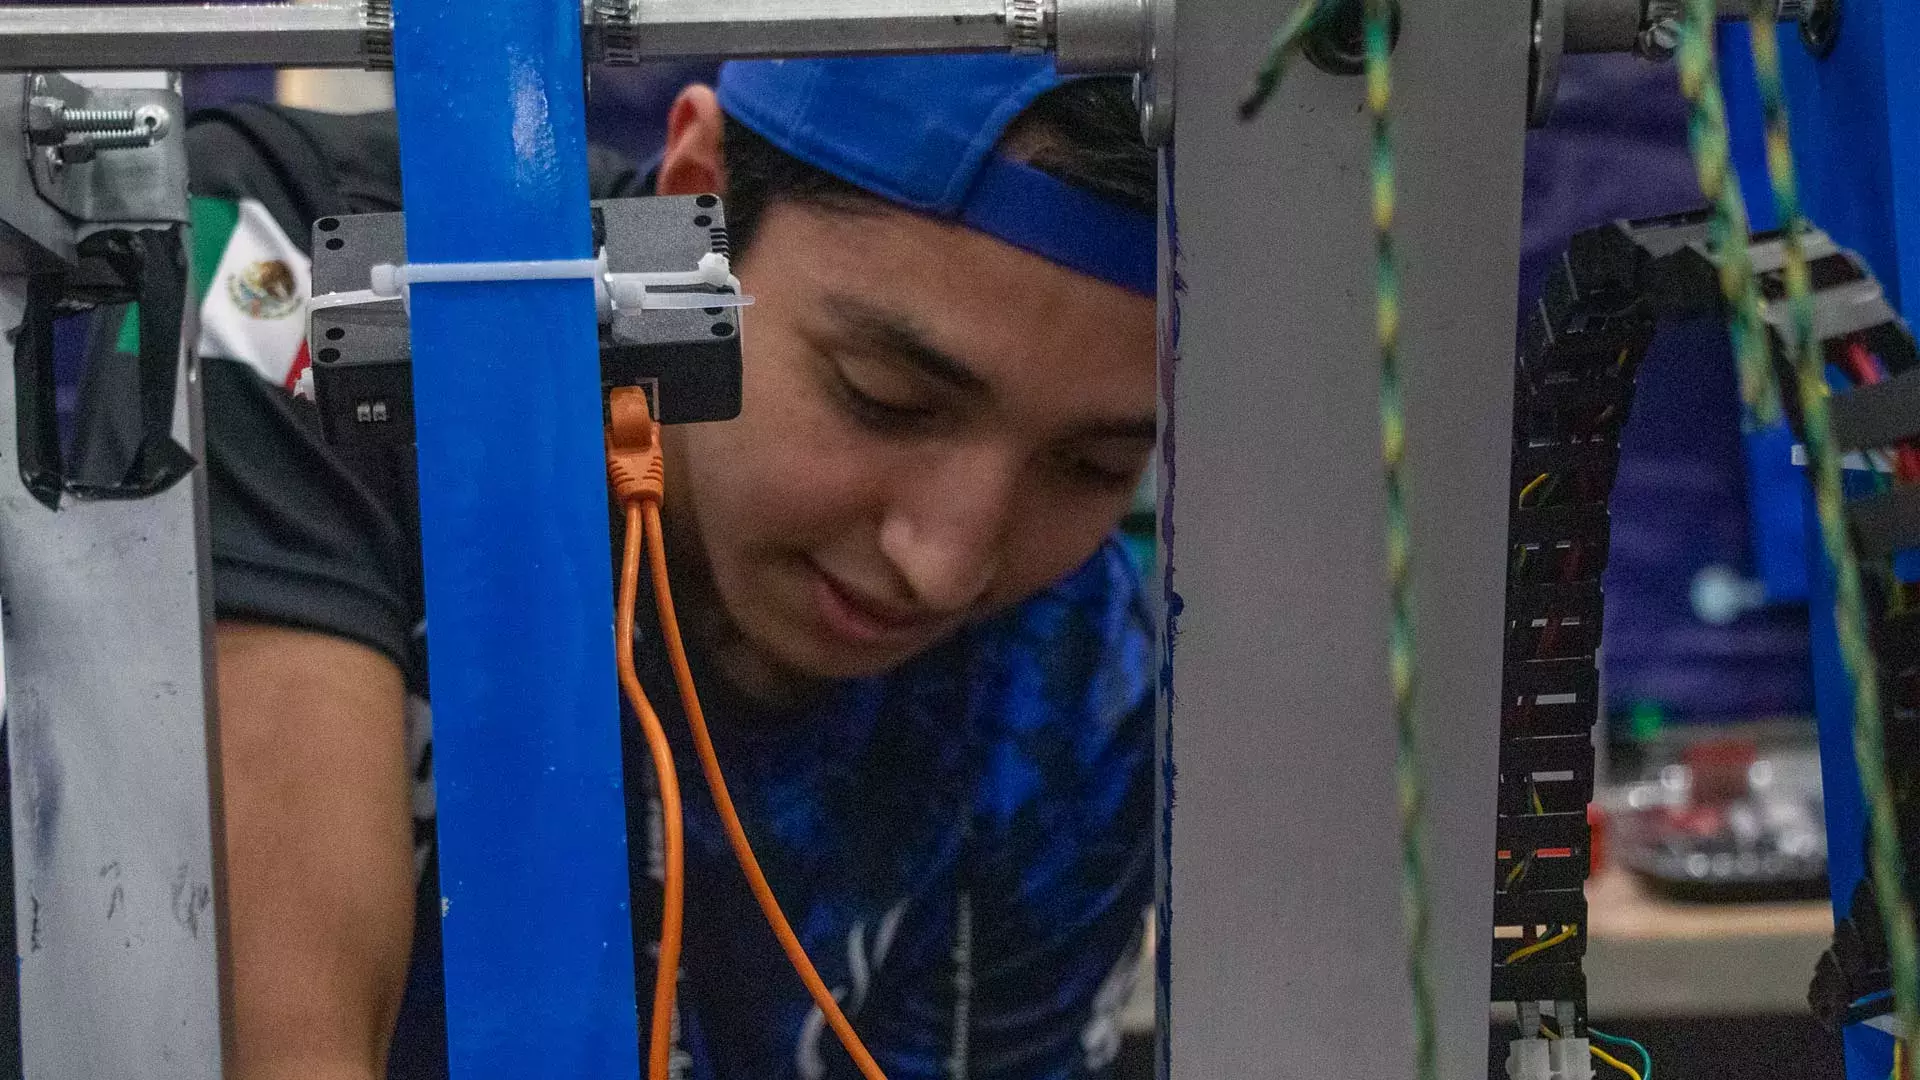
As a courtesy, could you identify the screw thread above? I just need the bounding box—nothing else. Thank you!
[594,0,641,65]
[80,129,157,151]
[1006,0,1049,53]
[61,107,139,132]
[363,0,394,70]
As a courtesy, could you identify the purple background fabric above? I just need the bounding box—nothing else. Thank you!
[1522,54,1813,723]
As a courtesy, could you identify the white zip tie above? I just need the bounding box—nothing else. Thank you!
[604,251,752,316]
[305,250,751,319]
[370,255,602,297]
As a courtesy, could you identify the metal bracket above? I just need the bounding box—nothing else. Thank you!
[22,74,185,228]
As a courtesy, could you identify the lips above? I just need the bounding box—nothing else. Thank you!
[809,566,928,644]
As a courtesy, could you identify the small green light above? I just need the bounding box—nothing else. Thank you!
[1628,700,1666,742]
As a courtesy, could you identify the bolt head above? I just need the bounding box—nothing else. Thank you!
[24,96,64,143]
[1637,19,1680,61]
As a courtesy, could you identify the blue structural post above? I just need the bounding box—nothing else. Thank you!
[389,0,642,1076]
[1720,2,1920,608]
[1720,7,1917,1076]
[1721,5,1920,306]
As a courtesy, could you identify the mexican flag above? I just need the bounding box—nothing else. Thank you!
[118,196,313,391]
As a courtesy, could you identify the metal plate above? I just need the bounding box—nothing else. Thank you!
[0,274,225,1078]
[1159,0,1529,1075]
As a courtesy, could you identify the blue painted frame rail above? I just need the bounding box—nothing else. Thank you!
[1720,8,1917,1077]
[390,0,643,1076]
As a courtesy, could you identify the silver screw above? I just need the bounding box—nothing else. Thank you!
[62,106,143,132]
[54,106,173,165]
[1636,16,1681,60]
[28,97,171,157]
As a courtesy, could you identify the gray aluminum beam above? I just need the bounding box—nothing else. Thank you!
[0,73,227,1080]
[1158,0,1527,1076]
[0,0,1065,71]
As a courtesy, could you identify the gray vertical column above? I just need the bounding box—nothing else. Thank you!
[0,74,226,1079]
[1159,2,1528,1077]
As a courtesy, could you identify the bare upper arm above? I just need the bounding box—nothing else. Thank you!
[215,619,414,1080]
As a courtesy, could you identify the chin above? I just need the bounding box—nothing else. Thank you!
[769,633,924,683]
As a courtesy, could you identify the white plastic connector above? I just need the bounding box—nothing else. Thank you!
[1506,1037,1552,1080]
[1551,1037,1595,1080]
[1505,1036,1594,1080]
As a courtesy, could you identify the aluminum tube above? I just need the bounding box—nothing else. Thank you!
[0,0,1045,71]
[625,0,1015,59]
[1054,0,1146,72]
[0,3,375,71]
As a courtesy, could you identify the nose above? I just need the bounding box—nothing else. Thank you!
[877,446,1018,615]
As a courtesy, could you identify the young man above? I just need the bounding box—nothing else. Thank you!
[187,55,1157,1079]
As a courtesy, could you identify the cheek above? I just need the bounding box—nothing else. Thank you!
[985,488,1137,609]
[671,336,889,564]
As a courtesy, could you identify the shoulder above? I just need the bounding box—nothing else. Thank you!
[187,105,402,240]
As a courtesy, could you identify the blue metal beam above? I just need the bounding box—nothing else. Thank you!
[1720,8,1917,1076]
[1721,6,1920,312]
[389,0,642,1075]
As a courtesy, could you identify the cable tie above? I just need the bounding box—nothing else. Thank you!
[306,250,753,319]
[603,251,754,316]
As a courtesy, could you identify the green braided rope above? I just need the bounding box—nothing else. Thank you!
[1675,0,1784,429]
[1239,5,1438,1073]
[1366,4,1439,1078]
[1743,3,1920,1052]
[1238,0,1323,119]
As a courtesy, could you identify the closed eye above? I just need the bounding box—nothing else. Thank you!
[834,369,940,433]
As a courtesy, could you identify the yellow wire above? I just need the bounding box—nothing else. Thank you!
[1590,1044,1644,1080]
[1518,472,1550,507]
[1894,1038,1904,1080]
[1503,924,1578,964]
[1505,785,1549,888]
[1539,1022,1645,1080]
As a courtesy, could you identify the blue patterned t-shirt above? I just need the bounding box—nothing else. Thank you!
[382,541,1155,1080]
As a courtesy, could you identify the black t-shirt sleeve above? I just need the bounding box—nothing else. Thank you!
[203,355,418,666]
[185,106,418,670]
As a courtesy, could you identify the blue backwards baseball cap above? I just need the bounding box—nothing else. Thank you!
[715,56,1154,297]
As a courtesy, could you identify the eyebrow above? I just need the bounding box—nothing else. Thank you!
[823,292,1158,441]
[824,294,993,400]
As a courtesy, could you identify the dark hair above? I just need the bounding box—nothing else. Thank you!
[719,77,1153,259]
